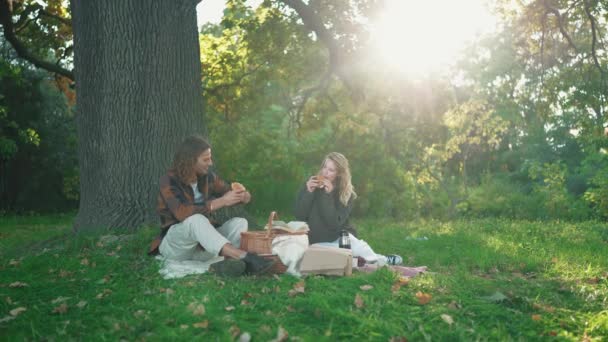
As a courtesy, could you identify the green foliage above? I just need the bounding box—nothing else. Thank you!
[0,60,77,212]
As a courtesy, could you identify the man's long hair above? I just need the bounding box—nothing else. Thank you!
[172,135,211,184]
[320,152,357,206]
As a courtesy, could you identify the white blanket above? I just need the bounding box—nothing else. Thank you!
[157,234,309,279]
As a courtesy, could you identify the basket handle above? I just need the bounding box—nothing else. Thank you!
[266,211,278,237]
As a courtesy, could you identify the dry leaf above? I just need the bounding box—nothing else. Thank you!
[389,337,408,342]
[5,297,13,304]
[286,305,295,312]
[0,316,16,323]
[9,281,29,288]
[415,292,432,305]
[447,301,461,310]
[360,284,373,291]
[59,270,72,278]
[76,300,87,308]
[240,300,251,306]
[51,296,70,304]
[229,325,241,338]
[80,258,89,266]
[531,314,542,321]
[225,306,235,311]
[10,307,26,316]
[354,294,365,308]
[239,332,252,342]
[532,303,555,313]
[52,303,68,314]
[188,303,206,316]
[288,281,305,297]
[96,289,112,299]
[165,288,175,295]
[441,314,454,325]
[9,259,20,267]
[134,310,146,318]
[193,320,209,328]
[271,326,288,342]
[180,324,189,329]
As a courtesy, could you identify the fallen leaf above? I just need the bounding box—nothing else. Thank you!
[389,337,408,342]
[398,276,410,285]
[0,316,16,323]
[188,303,206,316]
[551,257,558,263]
[9,259,20,267]
[193,320,209,328]
[270,326,288,342]
[225,306,235,311]
[240,300,251,306]
[5,297,13,304]
[10,307,26,316]
[532,303,555,313]
[354,293,365,308]
[360,284,373,291]
[441,314,454,325]
[480,291,508,303]
[51,296,70,304]
[96,289,112,299]
[415,292,432,305]
[59,270,72,278]
[52,303,68,314]
[76,300,87,308]
[165,288,175,295]
[447,301,461,310]
[288,281,305,297]
[229,325,241,338]
[239,332,252,342]
[80,258,89,266]
[286,305,295,312]
[180,324,189,329]
[9,282,29,288]
[531,314,542,321]
[134,310,146,318]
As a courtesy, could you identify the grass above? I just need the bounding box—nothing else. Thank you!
[1,214,607,340]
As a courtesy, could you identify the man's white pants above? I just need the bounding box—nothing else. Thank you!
[159,214,247,262]
[312,233,388,266]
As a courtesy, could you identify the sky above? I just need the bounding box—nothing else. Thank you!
[196,0,499,75]
[196,0,263,28]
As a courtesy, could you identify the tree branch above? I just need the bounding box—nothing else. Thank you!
[583,0,606,122]
[542,0,579,54]
[0,0,74,80]
[278,0,353,90]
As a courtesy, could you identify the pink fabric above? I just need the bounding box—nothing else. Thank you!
[357,264,428,277]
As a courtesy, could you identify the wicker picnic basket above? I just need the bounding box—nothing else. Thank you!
[240,211,308,274]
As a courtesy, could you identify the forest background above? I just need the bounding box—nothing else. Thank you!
[1,0,607,223]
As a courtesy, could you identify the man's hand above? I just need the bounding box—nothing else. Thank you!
[241,191,251,204]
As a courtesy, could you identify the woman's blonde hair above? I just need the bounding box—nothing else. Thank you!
[320,152,357,206]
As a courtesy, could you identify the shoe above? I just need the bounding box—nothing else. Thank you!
[209,259,246,277]
[386,254,403,266]
[242,253,276,275]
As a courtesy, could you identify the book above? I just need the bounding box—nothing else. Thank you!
[265,220,309,233]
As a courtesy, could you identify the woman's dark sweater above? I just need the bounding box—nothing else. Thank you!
[294,184,356,244]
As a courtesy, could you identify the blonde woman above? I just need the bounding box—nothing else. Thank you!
[294,152,402,266]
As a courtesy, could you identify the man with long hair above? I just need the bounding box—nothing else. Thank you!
[150,135,274,276]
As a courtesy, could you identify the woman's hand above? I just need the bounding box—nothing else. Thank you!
[306,176,320,192]
[320,178,334,193]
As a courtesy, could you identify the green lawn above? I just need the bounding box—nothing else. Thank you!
[1,215,607,340]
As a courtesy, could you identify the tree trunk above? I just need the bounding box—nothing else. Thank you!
[71,0,206,231]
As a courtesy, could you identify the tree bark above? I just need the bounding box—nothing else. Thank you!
[70,0,206,231]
